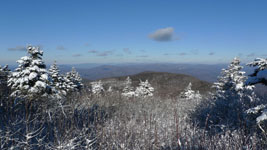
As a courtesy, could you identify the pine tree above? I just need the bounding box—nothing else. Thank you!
[8,46,52,100]
[91,80,104,96]
[65,67,83,91]
[121,76,135,98]
[135,80,154,97]
[246,57,267,132]
[49,61,70,96]
[180,82,202,100]
[210,57,258,128]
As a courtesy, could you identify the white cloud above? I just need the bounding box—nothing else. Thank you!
[149,27,176,42]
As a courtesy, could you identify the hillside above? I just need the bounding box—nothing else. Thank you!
[58,63,228,82]
[94,71,212,98]
[58,63,254,83]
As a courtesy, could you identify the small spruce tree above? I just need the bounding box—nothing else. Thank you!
[121,76,135,98]
[91,80,104,96]
[49,61,70,97]
[135,80,154,97]
[180,82,202,100]
[65,67,83,91]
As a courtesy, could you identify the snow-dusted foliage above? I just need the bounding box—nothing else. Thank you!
[107,86,113,92]
[65,67,83,91]
[246,58,267,85]
[91,80,104,96]
[7,46,52,100]
[121,76,135,98]
[49,61,71,96]
[180,82,202,100]
[135,80,154,97]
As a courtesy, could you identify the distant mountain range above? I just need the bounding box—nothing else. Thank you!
[57,63,255,83]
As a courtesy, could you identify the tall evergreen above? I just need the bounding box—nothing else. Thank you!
[209,58,258,129]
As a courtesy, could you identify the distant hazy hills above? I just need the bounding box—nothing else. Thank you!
[59,63,235,83]
[96,71,212,98]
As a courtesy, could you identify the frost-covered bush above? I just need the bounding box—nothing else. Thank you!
[135,80,154,97]
[180,82,202,100]
[121,76,135,98]
[8,46,52,100]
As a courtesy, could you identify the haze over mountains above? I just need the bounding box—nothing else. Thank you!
[57,63,254,83]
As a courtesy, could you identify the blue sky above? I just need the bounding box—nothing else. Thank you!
[1,0,267,65]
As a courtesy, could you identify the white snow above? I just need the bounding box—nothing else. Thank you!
[29,72,38,80]
[256,109,267,124]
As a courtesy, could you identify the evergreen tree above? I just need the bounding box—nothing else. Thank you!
[121,76,135,98]
[91,80,104,96]
[209,57,258,129]
[246,57,267,132]
[180,82,202,100]
[8,46,52,100]
[65,67,83,91]
[49,61,70,96]
[135,80,154,97]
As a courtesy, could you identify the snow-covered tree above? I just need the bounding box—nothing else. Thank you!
[49,61,72,97]
[8,46,52,100]
[91,80,104,96]
[135,80,154,97]
[246,58,267,132]
[208,57,258,128]
[213,57,256,104]
[246,57,267,85]
[65,67,83,91]
[180,82,202,100]
[121,76,135,98]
